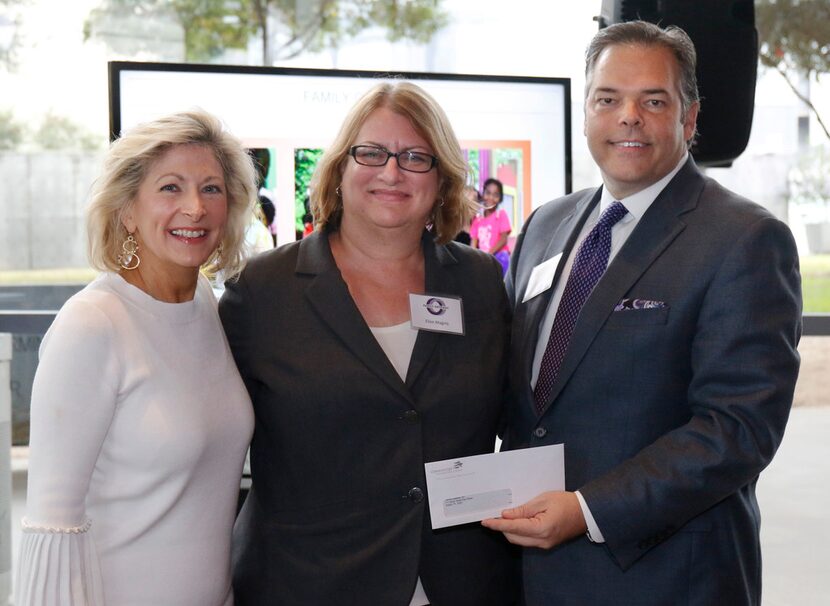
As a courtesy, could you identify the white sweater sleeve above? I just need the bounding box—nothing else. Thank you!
[15,297,120,605]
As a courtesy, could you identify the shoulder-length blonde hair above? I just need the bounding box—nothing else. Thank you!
[310,81,473,244]
[87,109,257,278]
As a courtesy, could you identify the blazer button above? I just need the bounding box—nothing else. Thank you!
[403,410,420,423]
[407,487,424,503]
[533,427,547,438]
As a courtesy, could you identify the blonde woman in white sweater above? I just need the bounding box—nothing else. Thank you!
[16,110,257,606]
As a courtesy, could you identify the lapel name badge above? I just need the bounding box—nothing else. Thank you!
[409,293,464,335]
[523,253,563,303]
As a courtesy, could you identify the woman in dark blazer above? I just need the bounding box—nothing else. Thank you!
[219,81,518,605]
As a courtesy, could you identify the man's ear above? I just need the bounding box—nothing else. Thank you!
[683,101,701,143]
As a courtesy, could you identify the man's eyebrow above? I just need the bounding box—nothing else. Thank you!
[591,87,671,95]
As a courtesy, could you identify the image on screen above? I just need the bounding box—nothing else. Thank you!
[109,62,571,245]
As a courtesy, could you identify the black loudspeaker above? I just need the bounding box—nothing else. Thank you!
[596,0,757,167]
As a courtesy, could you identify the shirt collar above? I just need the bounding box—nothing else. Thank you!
[599,152,688,223]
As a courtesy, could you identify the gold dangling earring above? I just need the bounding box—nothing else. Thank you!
[118,233,141,270]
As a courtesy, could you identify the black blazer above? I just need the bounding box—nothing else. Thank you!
[220,230,519,606]
[504,158,802,605]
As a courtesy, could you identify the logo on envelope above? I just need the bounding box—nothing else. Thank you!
[428,460,468,477]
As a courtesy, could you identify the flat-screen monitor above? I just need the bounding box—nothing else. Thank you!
[109,62,571,245]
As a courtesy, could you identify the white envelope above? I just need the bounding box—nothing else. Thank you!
[424,444,565,529]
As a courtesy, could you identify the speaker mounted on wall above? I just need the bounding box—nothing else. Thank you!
[596,0,758,167]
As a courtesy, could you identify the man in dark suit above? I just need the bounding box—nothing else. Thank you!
[483,21,802,605]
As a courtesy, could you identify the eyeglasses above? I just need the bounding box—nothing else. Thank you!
[349,145,438,173]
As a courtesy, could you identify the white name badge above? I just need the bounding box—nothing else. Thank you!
[522,253,563,303]
[409,293,464,335]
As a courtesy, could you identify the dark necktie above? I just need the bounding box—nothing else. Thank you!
[533,201,628,413]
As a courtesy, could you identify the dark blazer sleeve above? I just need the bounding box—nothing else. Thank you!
[580,211,802,569]
[218,273,261,402]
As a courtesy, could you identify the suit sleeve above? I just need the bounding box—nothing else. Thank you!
[580,215,802,569]
[484,249,512,441]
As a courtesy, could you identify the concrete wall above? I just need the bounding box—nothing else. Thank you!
[0,151,103,271]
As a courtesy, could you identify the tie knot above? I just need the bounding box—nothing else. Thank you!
[598,201,628,230]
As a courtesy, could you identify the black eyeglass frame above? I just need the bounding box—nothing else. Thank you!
[348,145,438,173]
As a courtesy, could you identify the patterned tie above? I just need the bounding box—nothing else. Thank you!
[534,201,628,413]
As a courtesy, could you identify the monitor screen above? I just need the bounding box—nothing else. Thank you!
[109,62,571,245]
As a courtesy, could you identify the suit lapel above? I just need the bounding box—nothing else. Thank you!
[521,190,601,348]
[405,233,455,389]
[515,189,600,411]
[539,159,705,412]
[299,231,416,405]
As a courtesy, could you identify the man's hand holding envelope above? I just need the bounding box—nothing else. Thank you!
[424,444,566,530]
[481,490,588,549]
